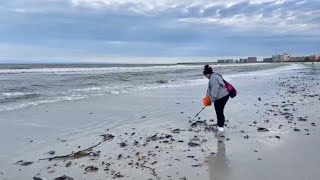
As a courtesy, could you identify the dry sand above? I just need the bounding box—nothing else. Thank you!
[0,63,320,180]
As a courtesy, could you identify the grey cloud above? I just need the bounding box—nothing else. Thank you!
[0,0,319,59]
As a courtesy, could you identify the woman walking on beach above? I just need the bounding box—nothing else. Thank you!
[203,65,229,135]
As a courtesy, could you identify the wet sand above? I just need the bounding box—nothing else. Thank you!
[0,63,320,180]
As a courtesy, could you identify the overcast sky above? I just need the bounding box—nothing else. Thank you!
[0,0,319,63]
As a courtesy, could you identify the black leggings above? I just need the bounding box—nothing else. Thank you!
[214,95,229,127]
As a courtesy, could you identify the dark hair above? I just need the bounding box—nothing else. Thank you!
[203,64,213,75]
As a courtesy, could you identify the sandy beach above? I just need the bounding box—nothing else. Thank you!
[1,63,320,180]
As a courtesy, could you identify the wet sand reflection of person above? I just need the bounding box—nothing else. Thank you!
[207,136,231,180]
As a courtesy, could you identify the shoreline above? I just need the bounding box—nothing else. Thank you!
[0,63,320,179]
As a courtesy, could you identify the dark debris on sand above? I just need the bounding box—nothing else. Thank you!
[15,160,34,166]
[54,175,74,180]
[100,134,115,141]
[85,166,99,172]
[257,127,269,132]
[48,150,55,156]
[188,142,200,147]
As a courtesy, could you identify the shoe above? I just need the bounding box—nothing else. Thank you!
[216,127,225,136]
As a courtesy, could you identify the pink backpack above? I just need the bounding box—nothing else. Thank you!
[224,80,237,98]
[218,74,237,98]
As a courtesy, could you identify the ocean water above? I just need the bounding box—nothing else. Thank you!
[0,63,298,112]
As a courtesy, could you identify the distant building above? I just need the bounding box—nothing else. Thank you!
[272,55,280,62]
[247,57,257,63]
[268,53,320,62]
[239,58,248,63]
[225,59,234,63]
[282,53,292,61]
[263,58,273,62]
[272,53,292,62]
[308,54,320,61]
[291,56,305,62]
[217,59,234,63]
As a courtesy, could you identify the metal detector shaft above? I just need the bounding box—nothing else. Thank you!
[194,106,205,119]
